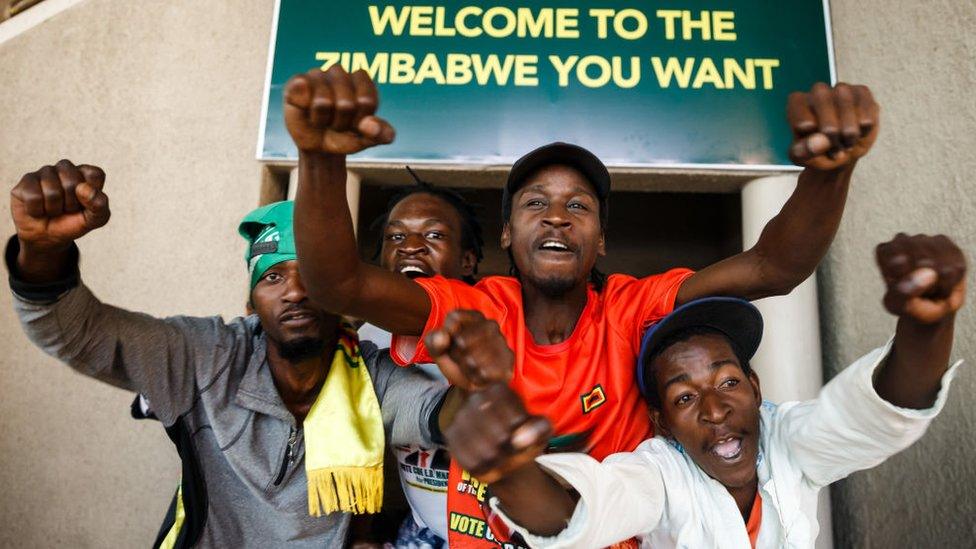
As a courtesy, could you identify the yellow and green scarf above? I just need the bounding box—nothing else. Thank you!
[305,325,385,516]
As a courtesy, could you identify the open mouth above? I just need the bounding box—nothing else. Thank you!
[398,264,432,279]
[709,435,743,461]
[537,238,574,254]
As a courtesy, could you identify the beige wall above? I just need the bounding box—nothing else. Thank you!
[0,0,275,545]
[820,1,976,546]
[1,0,973,547]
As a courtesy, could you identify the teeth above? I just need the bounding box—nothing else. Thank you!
[540,241,569,251]
[400,265,425,274]
[712,438,742,459]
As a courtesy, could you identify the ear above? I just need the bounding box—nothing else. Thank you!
[460,250,477,278]
[597,230,606,257]
[748,370,762,407]
[501,222,512,250]
[650,407,671,439]
[245,301,254,316]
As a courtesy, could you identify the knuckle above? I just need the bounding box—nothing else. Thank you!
[356,95,377,109]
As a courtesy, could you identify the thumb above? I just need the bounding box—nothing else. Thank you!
[510,416,552,451]
[75,182,111,229]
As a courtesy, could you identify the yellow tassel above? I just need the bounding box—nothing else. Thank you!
[307,465,384,516]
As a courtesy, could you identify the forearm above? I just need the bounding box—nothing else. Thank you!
[874,314,955,409]
[750,165,853,294]
[489,463,577,537]
[293,151,363,309]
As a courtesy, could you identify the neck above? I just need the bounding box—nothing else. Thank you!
[521,279,589,345]
[727,476,760,521]
[267,333,339,423]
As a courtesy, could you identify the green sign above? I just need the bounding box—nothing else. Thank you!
[258,0,834,168]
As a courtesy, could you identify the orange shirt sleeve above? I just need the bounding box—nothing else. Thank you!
[605,268,696,351]
[390,276,505,365]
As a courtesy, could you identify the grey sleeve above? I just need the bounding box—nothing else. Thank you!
[361,340,448,447]
[12,282,243,426]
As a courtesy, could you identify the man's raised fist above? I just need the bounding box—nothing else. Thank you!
[876,233,966,324]
[283,65,395,155]
[10,160,110,251]
[787,82,880,171]
[425,309,515,392]
[445,383,552,484]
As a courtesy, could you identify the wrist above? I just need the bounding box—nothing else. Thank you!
[18,237,72,264]
[898,312,956,332]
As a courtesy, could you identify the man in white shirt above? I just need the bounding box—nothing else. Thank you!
[434,232,966,548]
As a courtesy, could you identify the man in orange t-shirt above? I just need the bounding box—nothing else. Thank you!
[284,66,879,546]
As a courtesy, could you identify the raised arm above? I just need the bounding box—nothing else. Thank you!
[775,234,965,486]
[285,66,430,335]
[8,160,231,425]
[873,233,965,408]
[677,83,880,304]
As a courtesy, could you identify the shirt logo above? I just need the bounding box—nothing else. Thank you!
[580,384,607,414]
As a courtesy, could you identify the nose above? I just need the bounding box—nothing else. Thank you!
[281,273,308,303]
[541,204,572,228]
[395,233,428,256]
[699,390,732,425]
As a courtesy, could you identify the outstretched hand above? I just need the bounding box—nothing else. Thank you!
[787,82,879,171]
[876,233,966,324]
[283,65,395,155]
[445,383,552,484]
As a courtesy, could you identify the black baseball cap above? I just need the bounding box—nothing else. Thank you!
[502,142,611,220]
[636,297,764,398]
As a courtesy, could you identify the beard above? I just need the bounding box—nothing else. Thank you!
[277,336,326,362]
[533,272,578,297]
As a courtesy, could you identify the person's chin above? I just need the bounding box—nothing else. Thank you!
[530,272,579,297]
[278,336,326,362]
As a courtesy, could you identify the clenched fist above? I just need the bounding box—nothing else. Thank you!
[787,82,880,171]
[876,233,966,324]
[445,383,552,484]
[284,65,395,155]
[11,160,110,251]
[425,309,514,392]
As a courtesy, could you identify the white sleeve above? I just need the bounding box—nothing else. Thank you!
[773,339,964,487]
[490,451,665,549]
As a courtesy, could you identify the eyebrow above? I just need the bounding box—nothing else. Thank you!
[386,218,450,228]
[661,360,740,390]
[520,183,598,199]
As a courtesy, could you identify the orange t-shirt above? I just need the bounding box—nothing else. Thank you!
[392,270,694,460]
[747,490,763,548]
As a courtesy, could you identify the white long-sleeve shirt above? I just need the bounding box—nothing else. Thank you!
[497,341,964,548]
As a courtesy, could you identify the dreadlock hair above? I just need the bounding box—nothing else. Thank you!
[640,326,754,411]
[371,167,485,285]
[503,166,609,291]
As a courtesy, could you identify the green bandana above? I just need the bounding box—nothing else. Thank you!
[238,201,296,289]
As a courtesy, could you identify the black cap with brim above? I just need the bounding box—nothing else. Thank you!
[636,297,764,398]
[503,142,611,217]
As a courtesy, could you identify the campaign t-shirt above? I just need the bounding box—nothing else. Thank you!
[358,324,450,541]
[392,269,694,462]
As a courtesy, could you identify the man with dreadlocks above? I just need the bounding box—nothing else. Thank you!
[285,66,880,547]
[355,169,485,548]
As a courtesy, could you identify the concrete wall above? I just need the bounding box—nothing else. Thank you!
[819,0,976,546]
[0,0,275,545]
[0,0,973,547]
